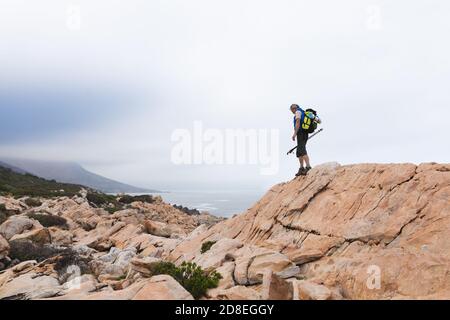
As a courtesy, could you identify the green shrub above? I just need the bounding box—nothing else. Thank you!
[118,194,154,204]
[27,213,68,228]
[8,239,65,262]
[86,192,109,206]
[150,261,222,299]
[0,204,7,224]
[201,241,217,254]
[24,198,42,207]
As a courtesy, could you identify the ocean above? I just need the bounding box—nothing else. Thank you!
[146,190,266,218]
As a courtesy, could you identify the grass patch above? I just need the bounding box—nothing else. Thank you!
[27,213,68,228]
[149,261,222,299]
[201,241,217,254]
[24,198,42,207]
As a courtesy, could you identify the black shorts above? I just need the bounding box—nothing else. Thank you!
[296,130,309,157]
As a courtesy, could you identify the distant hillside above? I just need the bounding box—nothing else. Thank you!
[0,159,157,194]
[0,161,28,174]
[0,165,83,197]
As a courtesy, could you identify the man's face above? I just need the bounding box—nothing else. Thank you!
[290,106,297,114]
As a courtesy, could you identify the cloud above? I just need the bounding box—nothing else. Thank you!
[0,0,449,190]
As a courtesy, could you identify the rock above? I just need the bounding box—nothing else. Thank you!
[261,270,293,300]
[215,262,235,290]
[144,220,172,238]
[10,228,51,245]
[247,252,299,284]
[130,256,162,276]
[0,216,34,240]
[193,238,243,270]
[48,227,73,246]
[0,273,60,299]
[212,286,262,300]
[77,280,150,300]
[0,196,27,213]
[0,234,9,259]
[296,280,333,300]
[171,163,450,299]
[132,275,194,300]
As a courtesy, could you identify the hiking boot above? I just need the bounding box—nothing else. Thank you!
[304,166,312,174]
[295,167,306,177]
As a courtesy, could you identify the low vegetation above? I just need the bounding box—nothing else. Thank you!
[27,213,68,229]
[201,241,217,254]
[118,194,155,204]
[24,198,42,207]
[8,239,66,262]
[0,166,83,198]
[0,204,7,224]
[149,261,222,299]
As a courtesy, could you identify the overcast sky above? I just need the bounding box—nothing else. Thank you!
[0,0,449,191]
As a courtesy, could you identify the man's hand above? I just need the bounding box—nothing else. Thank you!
[292,133,297,141]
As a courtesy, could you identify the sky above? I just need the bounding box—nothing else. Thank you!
[0,0,449,191]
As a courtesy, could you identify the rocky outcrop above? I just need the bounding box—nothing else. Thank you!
[169,163,450,300]
[0,162,448,300]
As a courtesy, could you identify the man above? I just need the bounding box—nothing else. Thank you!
[290,104,321,176]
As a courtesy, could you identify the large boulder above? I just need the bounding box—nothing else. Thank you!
[193,238,243,270]
[0,234,9,259]
[0,273,60,300]
[10,228,51,245]
[0,216,35,240]
[247,252,299,284]
[261,270,293,300]
[132,275,194,300]
[296,280,333,300]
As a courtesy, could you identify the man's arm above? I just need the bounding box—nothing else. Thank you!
[292,118,300,141]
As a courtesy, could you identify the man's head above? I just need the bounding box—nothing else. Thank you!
[290,104,299,114]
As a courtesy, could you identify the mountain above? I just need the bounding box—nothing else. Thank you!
[0,165,83,197]
[0,161,28,175]
[0,158,157,194]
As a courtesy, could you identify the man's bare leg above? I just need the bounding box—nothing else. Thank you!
[304,155,311,168]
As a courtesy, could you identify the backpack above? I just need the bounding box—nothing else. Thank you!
[301,108,318,133]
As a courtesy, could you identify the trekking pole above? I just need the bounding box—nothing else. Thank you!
[287,128,324,155]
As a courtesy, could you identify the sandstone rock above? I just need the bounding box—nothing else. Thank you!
[212,286,261,300]
[10,228,51,245]
[81,280,149,300]
[0,234,9,259]
[144,220,172,238]
[172,163,450,299]
[0,196,27,213]
[193,238,243,270]
[247,252,299,284]
[0,216,34,240]
[215,261,235,290]
[48,227,73,246]
[296,280,333,300]
[261,270,293,300]
[130,256,162,276]
[0,273,60,299]
[132,275,194,300]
